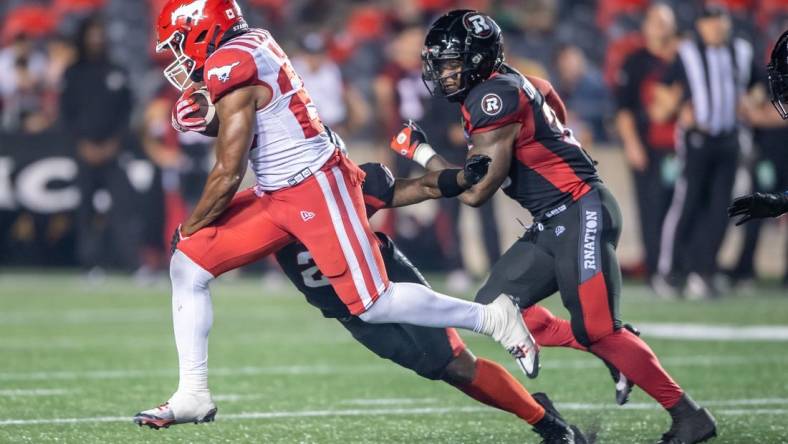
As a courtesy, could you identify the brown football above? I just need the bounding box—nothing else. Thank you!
[185,88,220,137]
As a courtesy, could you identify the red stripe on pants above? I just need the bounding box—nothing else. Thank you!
[578,272,614,342]
[325,168,381,302]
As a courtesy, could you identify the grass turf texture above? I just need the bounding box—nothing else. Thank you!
[0,272,786,443]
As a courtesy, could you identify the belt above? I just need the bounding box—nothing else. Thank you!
[286,167,314,187]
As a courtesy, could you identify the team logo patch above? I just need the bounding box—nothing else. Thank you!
[481,93,502,116]
[555,225,565,237]
[300,211,315,222]
[583,210,598,270]
[462,13,494,38]
[207,61,241,83]
[171,0,207,25]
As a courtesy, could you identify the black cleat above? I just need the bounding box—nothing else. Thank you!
[657,394,717,444]
[531,392,588,444]
[604,323,640,406]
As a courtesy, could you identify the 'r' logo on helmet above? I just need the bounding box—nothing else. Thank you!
[207,61,241,83]
[481,93,502,116]
[463,14,493,38]
[171,0,208,25]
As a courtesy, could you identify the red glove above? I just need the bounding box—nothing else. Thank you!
[171,86,207,133]
[390,120,436,167]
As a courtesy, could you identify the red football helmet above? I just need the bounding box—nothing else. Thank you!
[155,0,247,91]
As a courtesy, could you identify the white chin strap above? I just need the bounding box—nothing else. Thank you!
[157,32,196,91]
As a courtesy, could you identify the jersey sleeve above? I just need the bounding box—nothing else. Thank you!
[360,162,396,214]
[204,48,260,103]
[461,77,524,134]
[527,75,567,124]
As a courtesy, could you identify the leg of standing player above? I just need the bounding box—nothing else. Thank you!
[134,189,294,428]
[546,185,716,443]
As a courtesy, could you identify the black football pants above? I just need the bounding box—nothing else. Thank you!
[476,185,623,347]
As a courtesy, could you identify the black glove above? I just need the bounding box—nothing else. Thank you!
[171,226,183,255]
[727,192,788,225]
[463,154,492,186]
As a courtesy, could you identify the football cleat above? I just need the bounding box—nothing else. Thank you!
[657,394,717,444]
[133,392,217,429]
[531,392,588,444]
[488,294,540,378]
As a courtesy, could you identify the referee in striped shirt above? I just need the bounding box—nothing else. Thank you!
[652,5,759,298]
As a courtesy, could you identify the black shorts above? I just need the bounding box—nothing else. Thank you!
[476,185,623,347]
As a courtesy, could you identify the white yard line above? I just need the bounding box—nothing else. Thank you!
[637,323,788,341]
[0,400,786,426]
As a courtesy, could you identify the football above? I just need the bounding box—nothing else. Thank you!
[187,88,220,137]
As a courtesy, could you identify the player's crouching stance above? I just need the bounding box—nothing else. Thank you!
[134,0,536,430]
[391,10,717,444]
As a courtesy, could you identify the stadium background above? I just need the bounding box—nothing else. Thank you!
[1,1,787,443]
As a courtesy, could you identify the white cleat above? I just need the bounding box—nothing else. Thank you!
[133,391,217,429]
[487,294,540,378]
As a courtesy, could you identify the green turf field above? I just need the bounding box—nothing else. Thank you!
[0,272,786,443]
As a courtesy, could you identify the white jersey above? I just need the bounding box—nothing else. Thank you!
[204,28,335,191]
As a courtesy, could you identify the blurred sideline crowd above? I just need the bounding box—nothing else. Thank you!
[1,0,786,297]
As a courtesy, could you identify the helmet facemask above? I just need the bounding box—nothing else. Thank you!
[767,31,788,120]
[767,62,788,120]
[422,46,470,101]
[157,31,196,91]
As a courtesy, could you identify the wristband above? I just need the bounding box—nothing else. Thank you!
[438,169,466,197]
[413,143,437,168]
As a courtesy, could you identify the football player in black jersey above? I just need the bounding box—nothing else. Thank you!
[728,29,788,224]
[391,10,716,444]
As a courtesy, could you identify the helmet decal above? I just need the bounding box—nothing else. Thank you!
[462,13,494,39]
[171,0,208,26]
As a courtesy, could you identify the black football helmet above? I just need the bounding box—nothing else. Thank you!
[422,9,504,102]
[767,30,788,119]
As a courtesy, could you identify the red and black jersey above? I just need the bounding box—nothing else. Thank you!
[461,68,600,220]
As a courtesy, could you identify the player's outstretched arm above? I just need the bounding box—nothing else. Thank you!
[389,155,491,208]
[180,87,259,236]
[456,123,518,207]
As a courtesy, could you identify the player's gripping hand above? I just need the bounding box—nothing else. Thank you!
[728,192,788,225]
[170,225,190,255]
[463,155,492,186]
[390,120,436,167]
[172,86,207,133]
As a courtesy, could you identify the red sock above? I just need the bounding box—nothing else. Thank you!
[590,328,683,408]
[453,358,545,425]
[523,305,586,351]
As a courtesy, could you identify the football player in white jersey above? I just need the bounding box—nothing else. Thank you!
[134,0,541,429]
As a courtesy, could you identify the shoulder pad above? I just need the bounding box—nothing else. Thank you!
[360,162,395,210]
[204,48,259,103]
[462,74,525,134]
